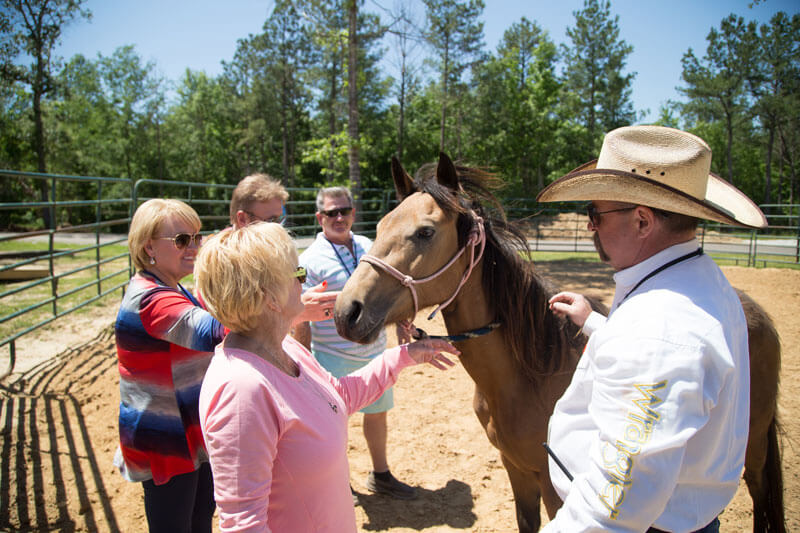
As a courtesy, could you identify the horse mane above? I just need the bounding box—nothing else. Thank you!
[413,162,585,379]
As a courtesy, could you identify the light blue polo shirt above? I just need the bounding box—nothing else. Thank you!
[299,232,387,362]
[299,232,391,413]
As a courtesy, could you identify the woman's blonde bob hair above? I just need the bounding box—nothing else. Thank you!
[128,199,201,271]
[195,223,298,334]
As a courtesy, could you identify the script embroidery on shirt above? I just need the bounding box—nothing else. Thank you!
[598,380,667,520]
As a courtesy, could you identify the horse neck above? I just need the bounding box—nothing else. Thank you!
[439,259,518,387]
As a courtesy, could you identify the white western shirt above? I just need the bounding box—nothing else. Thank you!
[543,239,750,532]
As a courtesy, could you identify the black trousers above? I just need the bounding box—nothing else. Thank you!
[142,462,215,533]
[648,516,720,533]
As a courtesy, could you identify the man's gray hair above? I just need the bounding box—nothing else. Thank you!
[316,186,353,211]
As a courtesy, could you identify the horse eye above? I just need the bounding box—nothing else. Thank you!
[415,227,435,240]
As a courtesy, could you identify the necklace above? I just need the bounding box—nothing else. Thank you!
[227,334,299,377]
[268,350,298,377]
[622,248,703,302]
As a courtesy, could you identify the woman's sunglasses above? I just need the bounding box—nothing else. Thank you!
[294,266,307,284]
[157,233,203,249]
[320,207,353,218]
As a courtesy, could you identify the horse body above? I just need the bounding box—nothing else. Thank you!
[334,153,784,532]
[437,270,576,528]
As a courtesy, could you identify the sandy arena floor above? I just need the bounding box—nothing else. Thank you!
[0,261,797,532]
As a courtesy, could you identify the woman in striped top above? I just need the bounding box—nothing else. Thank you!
[114,198,225,533]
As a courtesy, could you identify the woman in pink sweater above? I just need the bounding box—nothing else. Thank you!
[195,223,458,532]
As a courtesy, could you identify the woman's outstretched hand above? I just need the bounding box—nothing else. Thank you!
[405,338,460,370]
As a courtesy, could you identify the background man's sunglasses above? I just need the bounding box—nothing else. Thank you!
[244,210,286,225]
[157,233,203,249]
[320,207,353,218]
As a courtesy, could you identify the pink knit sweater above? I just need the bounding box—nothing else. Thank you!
[199,335,415,532]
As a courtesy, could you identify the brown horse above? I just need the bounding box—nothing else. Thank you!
[334,153,784,532]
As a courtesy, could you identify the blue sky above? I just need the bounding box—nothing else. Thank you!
[55,0,798,122]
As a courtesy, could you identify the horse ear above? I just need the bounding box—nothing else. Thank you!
[436,152,459,191]
[391,156,416,200]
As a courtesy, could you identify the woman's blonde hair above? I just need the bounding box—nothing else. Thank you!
[128,199,201,271]
[195,222,298,334]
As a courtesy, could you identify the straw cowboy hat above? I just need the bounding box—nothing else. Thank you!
[537,125,767,228]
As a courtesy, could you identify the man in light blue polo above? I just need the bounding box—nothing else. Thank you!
[293,186,417,500]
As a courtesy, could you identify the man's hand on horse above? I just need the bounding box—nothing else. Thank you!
[548,291,593,328]
[406,338,459,370]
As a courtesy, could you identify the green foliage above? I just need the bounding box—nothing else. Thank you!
[468,18,561,196]
[422,0,485,153]
[679,12,800,205]
[0,2,798,227]
[561,0,636,156]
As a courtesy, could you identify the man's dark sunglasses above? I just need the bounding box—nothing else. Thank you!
[585,204,636,227]
[320,207,353,218]
[158,233,203,249]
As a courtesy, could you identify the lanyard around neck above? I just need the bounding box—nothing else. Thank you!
[622,248,703,302]
[326,237,357,277]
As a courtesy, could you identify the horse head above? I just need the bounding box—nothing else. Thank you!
[334,152,484,344]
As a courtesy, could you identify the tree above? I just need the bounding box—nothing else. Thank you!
[347,0,362,204]
[0,0,90,227]
[48,53,110,175]
[471,17,561,194]
[223,1,313,186]
[300,0,388,194]
[165,71,239,183]
[422,0,484,153]
[99,45,161,179]
[385,0,424,161]
[749,12,800,204]
[265,1,314,187]
[561,0,635,156]
[680,14,758,187]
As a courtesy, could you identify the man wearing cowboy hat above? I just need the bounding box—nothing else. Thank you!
[538,125,767,532]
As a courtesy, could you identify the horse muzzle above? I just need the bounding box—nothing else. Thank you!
[333,296,386,344]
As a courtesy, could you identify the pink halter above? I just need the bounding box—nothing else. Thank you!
[360,216,486,321]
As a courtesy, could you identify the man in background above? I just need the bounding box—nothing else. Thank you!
[230,173,337,323]
[293,186,418,501]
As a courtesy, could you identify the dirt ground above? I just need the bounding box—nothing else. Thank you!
[0,261,797,532]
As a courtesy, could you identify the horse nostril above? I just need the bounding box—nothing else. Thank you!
[347,300,363,330]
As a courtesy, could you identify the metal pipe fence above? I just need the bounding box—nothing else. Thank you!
[1,170,798,377]
[0,172,395,377]
[504,199,800,267]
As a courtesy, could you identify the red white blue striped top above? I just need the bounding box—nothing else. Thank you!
[113,271,225,485]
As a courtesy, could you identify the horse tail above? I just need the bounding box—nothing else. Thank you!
[753,415,785,533]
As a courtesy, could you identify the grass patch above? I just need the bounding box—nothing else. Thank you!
[527,251,601,263]
[1,241,131,342]
[707,252,800,270]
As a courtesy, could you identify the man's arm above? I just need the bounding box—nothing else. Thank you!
[291,321,311,351]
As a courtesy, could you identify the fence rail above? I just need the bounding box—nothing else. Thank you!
[1,170,798,378]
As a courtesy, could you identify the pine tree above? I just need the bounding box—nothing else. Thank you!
[422,0,485,154]
[561,0,635,157]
